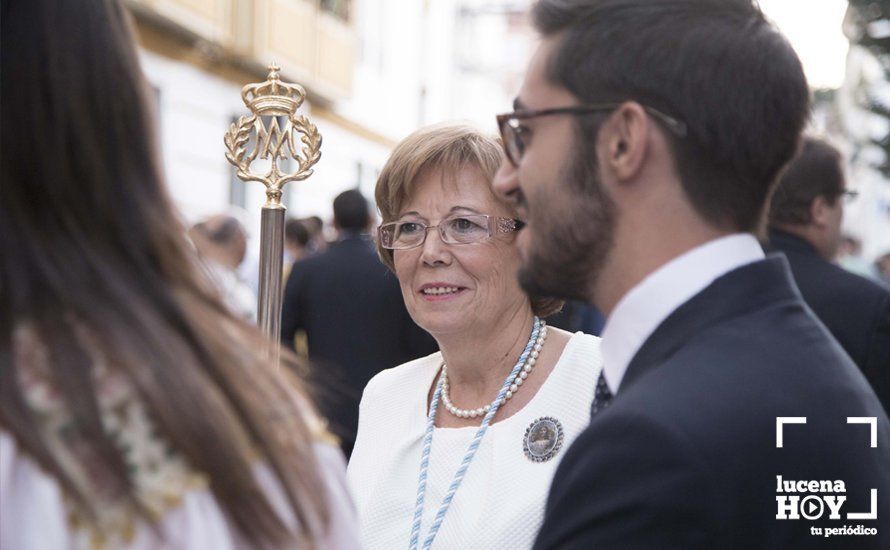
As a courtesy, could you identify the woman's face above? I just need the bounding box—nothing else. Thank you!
[393,166,530,339]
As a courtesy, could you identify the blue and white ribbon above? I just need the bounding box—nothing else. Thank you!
[408,317,542,550]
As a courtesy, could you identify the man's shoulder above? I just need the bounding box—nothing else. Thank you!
[294,240,390,276]
[320,240,391,269]
[290,250,327,272]
[627,306,876,408]
[556,374,890,546]
[784,248,889,304]
[618,255,882,421]
[589,309,889,467]
[821,261,890,309]
[545,292,890,547]
[568,325,889,474]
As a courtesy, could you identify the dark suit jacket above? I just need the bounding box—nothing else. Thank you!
[281,234,436,456]
[534,257,890,549]
[768,228,890,412]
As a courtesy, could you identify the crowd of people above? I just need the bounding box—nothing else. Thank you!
[3,0,889,549]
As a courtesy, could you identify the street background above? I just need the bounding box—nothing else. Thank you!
[126,0,890,276]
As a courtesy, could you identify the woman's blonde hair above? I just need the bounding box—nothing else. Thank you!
[374,122,563,317]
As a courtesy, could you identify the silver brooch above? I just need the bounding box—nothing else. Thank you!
[523,417,564,462]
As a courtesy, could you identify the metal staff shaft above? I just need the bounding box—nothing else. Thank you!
[224,63,322,367]
[258,204,286,362]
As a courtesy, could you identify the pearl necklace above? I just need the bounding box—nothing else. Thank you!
[439,320,548,419]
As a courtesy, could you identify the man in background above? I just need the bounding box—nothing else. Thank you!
[300,215,327,256]
[189,213,257,322]
[768,136,890,411]
[283,217,310,281]
[281,189,436,457]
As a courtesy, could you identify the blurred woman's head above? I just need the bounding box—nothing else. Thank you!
[1,0,174,290]
[1,0,326,545]
[374,123,561,338]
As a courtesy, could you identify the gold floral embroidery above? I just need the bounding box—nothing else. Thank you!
[14,326,208,547]
[13,323,333,548]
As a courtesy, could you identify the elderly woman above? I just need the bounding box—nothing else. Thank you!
[347,123,603,549]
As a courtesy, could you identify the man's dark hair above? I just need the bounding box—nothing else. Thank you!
[531,0,811,233]
[769,137,844,226]
[305,215,324,233]
[333,189,370,231]
[285,218,310,247]
[193,215,244,245]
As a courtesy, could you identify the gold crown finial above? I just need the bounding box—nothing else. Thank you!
[224,63,322,206]
[239,63,306,117]
[222,65,322,358]
[268,62,280,78]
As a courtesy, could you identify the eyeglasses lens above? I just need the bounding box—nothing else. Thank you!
[443,216,490,244]
[380,216,496,249]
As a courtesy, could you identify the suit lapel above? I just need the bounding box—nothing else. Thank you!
[618,255,803,393]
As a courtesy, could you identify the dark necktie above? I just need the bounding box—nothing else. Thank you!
[590,371,613,418]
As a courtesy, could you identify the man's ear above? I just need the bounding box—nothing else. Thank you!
[602,102,649,183]
[810,195,831,229]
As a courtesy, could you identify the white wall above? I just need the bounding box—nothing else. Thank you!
[340,0,426,140]
[837,45,890,260]
[136,0,539,232]
[141,51,243,223]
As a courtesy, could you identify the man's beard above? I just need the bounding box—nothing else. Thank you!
[517,143,616,304]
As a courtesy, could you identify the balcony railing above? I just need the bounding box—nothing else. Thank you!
[129,0,356,101]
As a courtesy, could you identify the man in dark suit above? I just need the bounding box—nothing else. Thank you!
[768,137,890,412]
[281,189,436,457]
[492,0,890,547]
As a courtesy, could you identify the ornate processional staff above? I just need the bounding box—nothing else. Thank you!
[224,63,322,362]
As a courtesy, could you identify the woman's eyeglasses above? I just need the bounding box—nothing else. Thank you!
[495,103,688,166]
[378,214,524,250]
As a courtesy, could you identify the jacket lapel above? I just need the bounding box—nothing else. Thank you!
[618,255,803,393]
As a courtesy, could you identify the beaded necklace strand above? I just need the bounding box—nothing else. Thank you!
[408,317,542,550]
[440,322,548,418]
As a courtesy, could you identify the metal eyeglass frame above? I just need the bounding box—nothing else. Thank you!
[496,102,688,166]
[378,214,524,250]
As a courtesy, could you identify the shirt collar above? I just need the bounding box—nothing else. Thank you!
[600,233,765,394]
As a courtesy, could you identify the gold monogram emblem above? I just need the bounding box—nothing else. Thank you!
[224,63,322,206]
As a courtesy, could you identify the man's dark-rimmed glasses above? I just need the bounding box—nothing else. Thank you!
[496,103,688,166]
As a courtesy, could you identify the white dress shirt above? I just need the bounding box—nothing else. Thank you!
[600,233,765,394]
